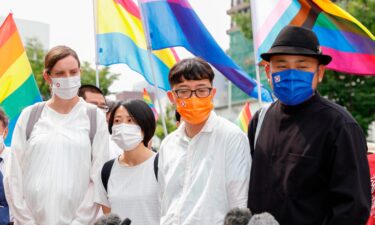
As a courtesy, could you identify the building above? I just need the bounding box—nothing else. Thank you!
[213,0,270,122]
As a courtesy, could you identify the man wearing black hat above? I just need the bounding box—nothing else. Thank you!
[247,25,371,225]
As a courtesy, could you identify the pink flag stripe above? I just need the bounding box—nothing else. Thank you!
[254,0,292,49]
[322,46,375,75]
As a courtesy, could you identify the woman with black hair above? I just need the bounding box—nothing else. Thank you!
[95,99,159,225]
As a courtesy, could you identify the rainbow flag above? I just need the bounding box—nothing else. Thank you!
[251,0,375,75]
[143,88,158,121]
[139,0,273,102]
[0,14,42,146]
[96,0,179,90]
[236,102,252,133]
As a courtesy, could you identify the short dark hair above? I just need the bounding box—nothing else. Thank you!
[168,57,215,87]
[78,84,105,100]
[108,99,156,147]
[0,108,9,128]
[44,45,80,74]
[106,99,117,114]
[94,214,121,225]
[224,207,252,225]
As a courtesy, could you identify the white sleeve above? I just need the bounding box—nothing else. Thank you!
[3,107,37,225]
[71,109,109,225]
[225,130,251,209]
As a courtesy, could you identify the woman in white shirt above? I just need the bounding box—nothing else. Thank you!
[4,45,108,225]
[96,99,159,225]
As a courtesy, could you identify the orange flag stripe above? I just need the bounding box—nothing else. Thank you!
[0,31,24,78]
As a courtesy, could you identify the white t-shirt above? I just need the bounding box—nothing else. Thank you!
[96,153,160,225]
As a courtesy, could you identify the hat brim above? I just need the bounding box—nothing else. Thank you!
[260,46,332,65]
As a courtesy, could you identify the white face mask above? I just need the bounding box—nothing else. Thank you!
[51,74,81,100]
[111,123,143,151]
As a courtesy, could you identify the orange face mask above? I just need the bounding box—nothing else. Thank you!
[176,96,214,125]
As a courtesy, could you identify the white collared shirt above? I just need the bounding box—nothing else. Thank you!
[159,111,251,225]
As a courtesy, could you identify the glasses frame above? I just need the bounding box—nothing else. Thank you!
[173,87,213,99]
[97,105,109,113]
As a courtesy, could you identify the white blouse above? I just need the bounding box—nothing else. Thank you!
[95,153,160,225]
[4,98,109,225]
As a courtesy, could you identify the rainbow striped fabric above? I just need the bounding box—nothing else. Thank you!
[251,0,375,75]
[96,0,179,90]
[0,14,42,146]
[143,88,158,121]
[139,0,273,102]
[236,102,252,133]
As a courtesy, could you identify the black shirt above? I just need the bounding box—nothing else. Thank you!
[247,93,371,225]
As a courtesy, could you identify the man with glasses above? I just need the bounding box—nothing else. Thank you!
[159,57,251,225]
[78,84,109,113]
[78,84,122,159]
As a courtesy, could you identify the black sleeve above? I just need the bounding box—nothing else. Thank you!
[323,122,371,225]
[248,110,261,157]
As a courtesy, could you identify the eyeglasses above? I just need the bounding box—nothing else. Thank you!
[173,87,212,99]
[97,105,109,113]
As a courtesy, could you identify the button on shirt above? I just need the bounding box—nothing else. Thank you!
[159,112,251,225]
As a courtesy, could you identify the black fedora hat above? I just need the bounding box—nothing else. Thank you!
[260,25,332,65]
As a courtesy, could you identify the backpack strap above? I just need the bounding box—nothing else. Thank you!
[101,159,115,192]
[254,106,269,148]
[86,104,97,145]
[26,102,46,141]
[154,153,159,181]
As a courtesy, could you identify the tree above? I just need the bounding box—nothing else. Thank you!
[317,0,375,135]
[80,62,120,96]
[26,38,49,99]
[25,38,120,99]
[237,0,375,135]
[155,104,178,140]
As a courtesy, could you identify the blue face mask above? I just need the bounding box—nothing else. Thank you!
[271,69,315,106]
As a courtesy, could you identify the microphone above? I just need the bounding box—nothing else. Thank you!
[120,218,131,225]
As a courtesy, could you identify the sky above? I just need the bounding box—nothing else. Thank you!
[0,0,232,93]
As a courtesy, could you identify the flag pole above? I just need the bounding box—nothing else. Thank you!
[137,0,169,137]
[92,0,100,88]
[250,0,262,108]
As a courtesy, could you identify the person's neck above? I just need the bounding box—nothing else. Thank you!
[119,144,153,166]
[48,95,80,114]
[184,120,208,138]
[0,145,4,155]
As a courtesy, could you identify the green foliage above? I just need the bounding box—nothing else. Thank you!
[155,104,178,140]
[25,38,50,100]
[233,12,252,40]
[318,71,375,135]
[80,62,120,96]
[25,38,120,99]
[317,0,375,135]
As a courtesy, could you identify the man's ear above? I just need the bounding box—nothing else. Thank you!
[167,91,176,104]
[43,70,52,85]
[211,88,216,99]
[3,127,8,139]
[264,63,273,87]
[318,65,325,82]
